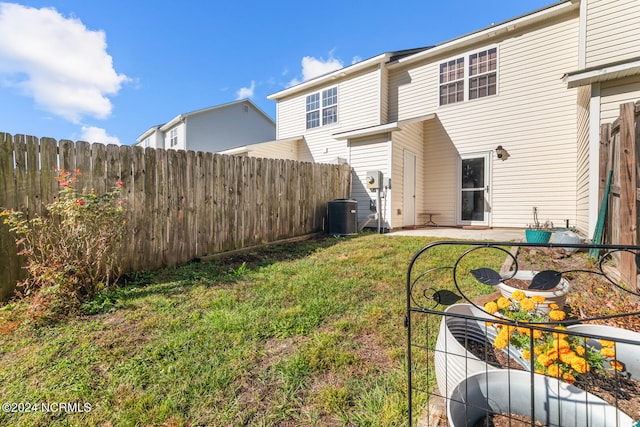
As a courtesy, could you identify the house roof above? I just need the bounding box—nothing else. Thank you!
[137,99,275,141]
[387,0,578,69]
[267,0,578,101]
[267,47,432,101]
[563,56,640,89]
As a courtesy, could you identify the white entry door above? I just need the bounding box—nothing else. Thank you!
[458,152,491,226]
[403,150,416,226]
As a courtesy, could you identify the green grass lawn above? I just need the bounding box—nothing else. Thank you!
[0,234,506,426]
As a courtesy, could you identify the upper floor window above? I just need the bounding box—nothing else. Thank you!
[306,87,338,129]
[170,128,178,147]
[469,48,497,100]
[143,137,150,148]
[439,47,497,106]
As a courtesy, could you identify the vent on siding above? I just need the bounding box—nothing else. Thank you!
[243,105,249,113]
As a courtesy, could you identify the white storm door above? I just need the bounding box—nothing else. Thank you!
[458,153,491,226]
[403,150,417,226]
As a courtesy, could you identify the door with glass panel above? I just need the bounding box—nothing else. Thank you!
[458,153,490,226]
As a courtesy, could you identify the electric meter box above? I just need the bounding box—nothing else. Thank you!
[366,170,383,190]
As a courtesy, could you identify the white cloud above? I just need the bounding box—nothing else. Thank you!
[236,80,256,100]
[80,125,120,145]
[351,56,362,65]
[0,3,129,123]
[288,52,344,87]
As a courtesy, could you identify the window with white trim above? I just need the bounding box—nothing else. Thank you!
[306,87,338,129]
[469,48,497,100]
[439,47,498,106]
[170,128,178,147]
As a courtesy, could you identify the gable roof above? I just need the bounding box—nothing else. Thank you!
[160,98,274,131]
[267,47,431,101]
[388,0,577,69]
[267,0,578,101]
[137,99,275,141]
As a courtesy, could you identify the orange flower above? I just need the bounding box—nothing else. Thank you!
[610,360,624,371]
[547,364,562,378]
[599,339,615,348]
[537,354,552,367]
[562,372,576,384]
[600,347,616,358]
[571,357,590,374]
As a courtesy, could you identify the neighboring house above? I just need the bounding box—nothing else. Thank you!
[242,0,638,237]
[136,99,275,153]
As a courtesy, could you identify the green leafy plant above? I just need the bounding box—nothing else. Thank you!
[1,169,127,316]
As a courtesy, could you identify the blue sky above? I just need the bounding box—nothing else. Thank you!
[0,0,556,146]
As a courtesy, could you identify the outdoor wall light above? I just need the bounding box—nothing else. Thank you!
[496,145,509,161]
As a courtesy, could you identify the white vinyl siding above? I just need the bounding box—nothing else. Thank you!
[600,77,640,124]
[277,67,382,140]
[575,85,591,233]
[585,0,640,68]
[244,139,300,161]
[389,12,580,228]
[165,123,186,150]
[349,135,391,228]
[391,121,425,229]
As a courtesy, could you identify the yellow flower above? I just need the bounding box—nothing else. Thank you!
[511,290,526,301]
[533,346,543,355]
[549,310,566,321]
[559,350,577,365]
[532,295,546,304]
[549,303,559,310]
[600,347,616,358]
[484,301,498,314]
[497,297,511,309]
[537,354,552,367]
[520,298,536,311]
[494,336,509,349]
[522,349,531,360]
[547,364,562,378]
[599,339,615,348]
[575,345,586,356]
[532,329,543,340]
[551,339,571,350]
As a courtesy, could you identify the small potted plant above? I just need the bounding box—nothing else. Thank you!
[526,207,553,243]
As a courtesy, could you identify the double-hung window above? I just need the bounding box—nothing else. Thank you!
[439,47,497,106]
[469,48,497,100]
[170,128,178,147]
[306,87,338,129]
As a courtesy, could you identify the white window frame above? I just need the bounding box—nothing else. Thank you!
[170,128,178,147]
[306,86,338,129]
[438,46,498,106]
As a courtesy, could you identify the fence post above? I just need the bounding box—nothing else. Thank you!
[619,102,637,289]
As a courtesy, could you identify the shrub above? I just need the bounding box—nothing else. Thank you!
[1,169,127,317]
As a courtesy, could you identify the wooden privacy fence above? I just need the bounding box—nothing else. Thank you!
[599,101,640,288]
[0,133,352,299]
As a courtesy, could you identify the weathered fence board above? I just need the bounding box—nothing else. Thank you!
[602,101,640,289]
[0,134,351,299]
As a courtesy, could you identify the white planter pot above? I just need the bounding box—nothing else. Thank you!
[434,304,527,396]
[498,270,571,313]
[448,370,634,427]
[567,324,640,379]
